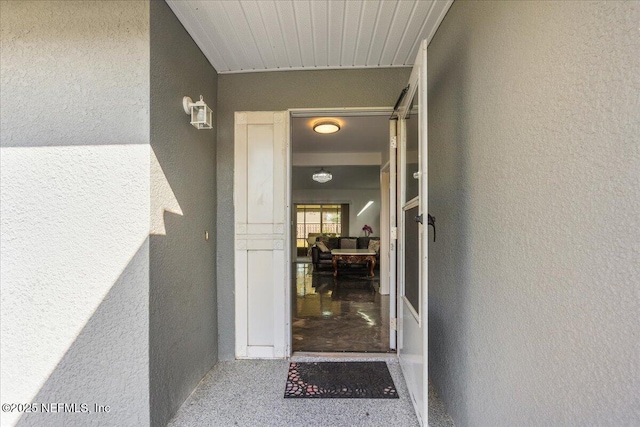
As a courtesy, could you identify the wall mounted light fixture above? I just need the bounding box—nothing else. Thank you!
[313,120,340,134]
[183,95,213,129]
[312,167,332,183]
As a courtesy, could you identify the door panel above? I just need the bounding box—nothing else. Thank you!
[400,199,424,419]
[247,125,274,223]
[405,102,420,202]
[404,205,420,316]
[235,111,288,359]
[247,250,275,346]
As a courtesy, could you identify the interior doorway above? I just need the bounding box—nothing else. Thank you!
[288,108,394,353]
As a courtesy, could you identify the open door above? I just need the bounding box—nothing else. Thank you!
[234,111,290,359]
[396,40,429,425]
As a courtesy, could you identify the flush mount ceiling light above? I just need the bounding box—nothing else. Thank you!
[312,167,332,183]
[313,120,340,134]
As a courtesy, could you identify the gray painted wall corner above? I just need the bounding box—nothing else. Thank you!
[149,1,218,426]
[427,1,640,426]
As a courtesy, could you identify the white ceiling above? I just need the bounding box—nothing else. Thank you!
[291,115,390,154]
[291,115,388,189]
[166,0,453,74]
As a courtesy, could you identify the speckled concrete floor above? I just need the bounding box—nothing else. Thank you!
[167,358,455,427]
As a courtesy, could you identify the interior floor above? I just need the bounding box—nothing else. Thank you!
[292,263,391,353]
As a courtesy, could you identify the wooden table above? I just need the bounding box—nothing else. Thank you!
[331,249,377,277]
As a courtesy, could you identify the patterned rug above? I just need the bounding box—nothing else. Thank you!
[284,362,399,399]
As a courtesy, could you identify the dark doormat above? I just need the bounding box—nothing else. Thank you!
[284,362,399,398]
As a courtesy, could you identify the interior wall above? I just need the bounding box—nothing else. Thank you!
[292,189,381,239]
[1,2,151,426]
[216,67,411,359]
[149,2,218,426]
[427,2,640,426]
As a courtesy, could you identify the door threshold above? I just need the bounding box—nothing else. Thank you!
[291,351,398,361]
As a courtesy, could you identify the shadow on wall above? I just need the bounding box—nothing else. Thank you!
[149,208,217,427]
[148,39,218,427]
[14,198,218,427]
[17,240,150,427]
[427,31,472,427]
[13,139,217,427]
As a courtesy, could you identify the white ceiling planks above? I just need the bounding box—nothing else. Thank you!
[365,1,397,66]
[310,1,329,66]
[340,1,361,65]
[166,0,453,74]
[352,1,378,66]
[292,1,315,67]
[327,1,345,66]
[240,1,278,69]
[380,0,416,65]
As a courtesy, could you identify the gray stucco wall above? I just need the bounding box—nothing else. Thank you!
[149,2,218,426]
[216,68,410,359]
[427,1,640,426]
[1,1,150,426]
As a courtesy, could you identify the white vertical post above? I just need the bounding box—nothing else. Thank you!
[418,40,430,426]
[389,119,398,349]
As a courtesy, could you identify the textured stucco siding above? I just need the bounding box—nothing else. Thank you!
[149,2,218,426]
[1,1,150,426]
[216,68,411,359]
[427,1,640,426]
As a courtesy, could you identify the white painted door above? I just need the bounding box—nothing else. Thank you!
[234,111,289,359]
[397,40,429,425]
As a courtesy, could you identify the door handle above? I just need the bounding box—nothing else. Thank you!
[428,214,435,242]
[415,214,436,241]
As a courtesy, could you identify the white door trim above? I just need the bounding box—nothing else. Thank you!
[387,119,398,350]
[289,107,393,117]
[287,106,394,355]
[380,166,391,297]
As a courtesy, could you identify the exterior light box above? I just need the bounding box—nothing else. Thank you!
[183,95,213,130]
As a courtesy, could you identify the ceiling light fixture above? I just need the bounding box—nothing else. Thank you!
[313,120,340,134]
[312,167,332,183]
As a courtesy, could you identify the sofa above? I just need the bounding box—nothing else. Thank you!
[311,236,380,271]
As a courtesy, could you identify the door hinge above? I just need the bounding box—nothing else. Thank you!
[390,227,398,239]
[390,136,397,149]
[390,318,397,331]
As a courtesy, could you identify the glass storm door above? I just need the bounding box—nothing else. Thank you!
[397,39,429,426]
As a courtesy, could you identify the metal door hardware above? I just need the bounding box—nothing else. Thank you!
[415,213,436,242]
[428,214,435,242]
